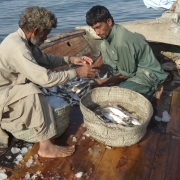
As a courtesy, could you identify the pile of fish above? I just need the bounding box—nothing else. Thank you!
[94,104,142,127]
[39,77,94,107]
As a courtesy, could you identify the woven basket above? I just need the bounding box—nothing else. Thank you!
[80,87,153,147]
[11,102,71,143]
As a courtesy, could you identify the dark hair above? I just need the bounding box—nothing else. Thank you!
[19,6,57,33]
[86,5,114,26]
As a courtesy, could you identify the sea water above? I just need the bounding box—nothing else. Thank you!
[0,0,164,42]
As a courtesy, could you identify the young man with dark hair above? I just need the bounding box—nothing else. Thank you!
[86,5,167,105]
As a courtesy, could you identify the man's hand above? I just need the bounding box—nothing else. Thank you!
[91,78,103,88]
[75,65,99,78]
[92,73,129,87]
[70,56,93,66]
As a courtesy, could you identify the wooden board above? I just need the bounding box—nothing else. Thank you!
[90,131,160,180]
[164,135,180,180]
[6,69,180,179]
[40,30,85,50]
[41,34,100,61]
[9,102,180,180]
[7,97,180,179]
[42,36,88,56]
[166,90,180,136]
[149,133,170,180]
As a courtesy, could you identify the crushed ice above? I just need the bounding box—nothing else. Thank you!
[21,147,28,155]
[75,172,83,178]
[11,147,20,154]
[72,137,77,142]
[155,111,171,122]
[26,156,33,167]
[83,131,90,137]
[0,172,7,180]
[106,146,112,149]
[0,168,7,180]
[45,95,69,109]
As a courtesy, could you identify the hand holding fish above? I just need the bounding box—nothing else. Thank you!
[91,78,103,87]
[69,56,93,66]
[92,73,129,87]
[75,65,99,78]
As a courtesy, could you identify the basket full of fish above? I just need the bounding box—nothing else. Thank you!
[45,95,71,139]
[35,77,94,141]
[80,87,153,147]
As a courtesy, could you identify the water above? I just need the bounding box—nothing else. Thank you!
[0,0,164,42]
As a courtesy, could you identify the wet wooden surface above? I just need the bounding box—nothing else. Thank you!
[8,93,180,180]
[166,90,180,136]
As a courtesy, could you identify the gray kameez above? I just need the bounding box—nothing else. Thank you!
[0,28,77,146]
[101,24,168,99]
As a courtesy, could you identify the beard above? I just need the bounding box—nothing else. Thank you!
[30,35,44,46]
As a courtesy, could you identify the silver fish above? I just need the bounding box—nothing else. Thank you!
[131,119,141,125]
[101,109,127,125]
[106,107,129,120]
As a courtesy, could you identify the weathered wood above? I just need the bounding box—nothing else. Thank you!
[8,104,180,180]
[74,140,106,179]
[90,131,160,180]
[164,135,180,180]
[42,36,88,56]
[149,133,170,180]
[166,91,180,136]
[40,30,85,50]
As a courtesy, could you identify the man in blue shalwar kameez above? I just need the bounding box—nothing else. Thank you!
[86,5,168,106]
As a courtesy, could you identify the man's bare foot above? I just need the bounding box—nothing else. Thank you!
[153,85,164,108]
[38,140,75,158]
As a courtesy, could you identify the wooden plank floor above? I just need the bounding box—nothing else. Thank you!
[8,89,180,180]
[0,79,176,179]
[166,90,180,136]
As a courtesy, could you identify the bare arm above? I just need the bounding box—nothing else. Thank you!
[93,55,104,67]
[92,73,128,87]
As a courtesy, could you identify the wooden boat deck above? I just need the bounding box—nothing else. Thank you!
[0,30,180,179]
[7,82,180,180]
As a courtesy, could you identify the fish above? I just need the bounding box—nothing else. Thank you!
[131,118,141,125]
[105,107,129,120]
[97,72,108,79]
[39,77,94,107]
[72,81,90,93]
[95,104,142,126]
[101,109,128,125]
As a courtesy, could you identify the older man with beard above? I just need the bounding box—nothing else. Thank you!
[0,6,98,158]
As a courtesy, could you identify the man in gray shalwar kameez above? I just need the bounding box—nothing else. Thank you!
[0,6,98,158]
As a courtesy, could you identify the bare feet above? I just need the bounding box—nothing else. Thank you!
[153,85,164,108]
[38,140,75,158]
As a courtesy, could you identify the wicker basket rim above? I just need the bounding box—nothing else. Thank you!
[80,103,151,130]
[81,86,151,100]
[80,86,153,130]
